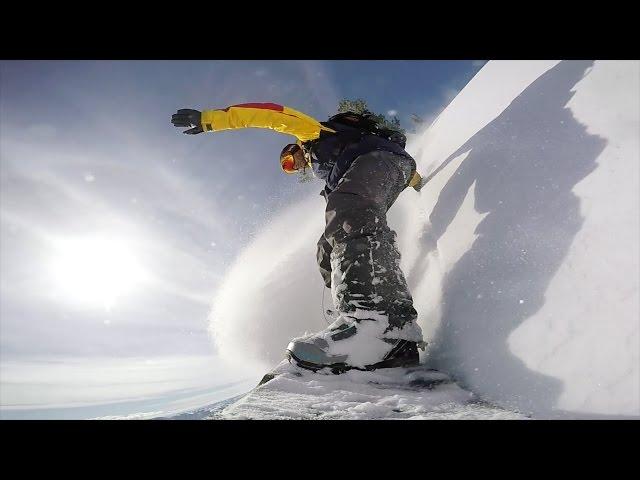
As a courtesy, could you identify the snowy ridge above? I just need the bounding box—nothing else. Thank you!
[210,60,639,419]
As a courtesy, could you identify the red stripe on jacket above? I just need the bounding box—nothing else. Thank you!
[221,103,284,112]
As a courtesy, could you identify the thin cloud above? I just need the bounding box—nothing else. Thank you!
[297,61,341,116]
[0,354,256,418]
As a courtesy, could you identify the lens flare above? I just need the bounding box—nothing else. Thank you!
[49,236,147,310]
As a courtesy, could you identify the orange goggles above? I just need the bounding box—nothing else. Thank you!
[280,144,302,174]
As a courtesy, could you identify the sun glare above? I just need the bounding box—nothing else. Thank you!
[50,236,147,309]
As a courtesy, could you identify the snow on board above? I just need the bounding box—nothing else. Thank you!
[205,361,527,420]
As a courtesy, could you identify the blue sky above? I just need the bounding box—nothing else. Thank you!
[0,60,483,418]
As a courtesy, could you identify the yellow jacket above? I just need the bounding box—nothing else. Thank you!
[201,103,332,142]
[200,103,422,189]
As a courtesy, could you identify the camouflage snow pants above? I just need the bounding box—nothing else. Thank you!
[316,150,418,329]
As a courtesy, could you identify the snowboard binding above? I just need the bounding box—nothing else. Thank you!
[286,339,425,375]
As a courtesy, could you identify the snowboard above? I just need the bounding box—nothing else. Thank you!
[258,358,451,391]
[204,358,529,420]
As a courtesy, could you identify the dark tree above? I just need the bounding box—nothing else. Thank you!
[337,98,405,134]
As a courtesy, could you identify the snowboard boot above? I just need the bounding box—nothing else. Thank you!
[285,311,426,374]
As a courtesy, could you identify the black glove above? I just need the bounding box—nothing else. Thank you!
[171,109,203,135]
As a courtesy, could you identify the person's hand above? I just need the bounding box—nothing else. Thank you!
[413,176,428,192]
[171,109,203,135]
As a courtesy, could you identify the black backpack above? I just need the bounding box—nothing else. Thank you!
[321,111,407,149]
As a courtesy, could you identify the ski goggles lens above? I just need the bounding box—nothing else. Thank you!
[280,144,302,174]
[281,153,297,174]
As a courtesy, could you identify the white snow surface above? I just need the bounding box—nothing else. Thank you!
[210,60,639,419]
[211,361,526,420]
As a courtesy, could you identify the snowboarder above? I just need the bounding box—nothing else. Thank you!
[171,103,425,373]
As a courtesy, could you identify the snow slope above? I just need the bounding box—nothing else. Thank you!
[210,60,639,419]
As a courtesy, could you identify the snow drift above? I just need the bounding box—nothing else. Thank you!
[210,60,639,418]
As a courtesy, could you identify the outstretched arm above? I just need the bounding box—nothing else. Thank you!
[172,103,333,142]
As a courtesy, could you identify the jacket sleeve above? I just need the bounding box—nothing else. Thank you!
[200,103,334,142]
